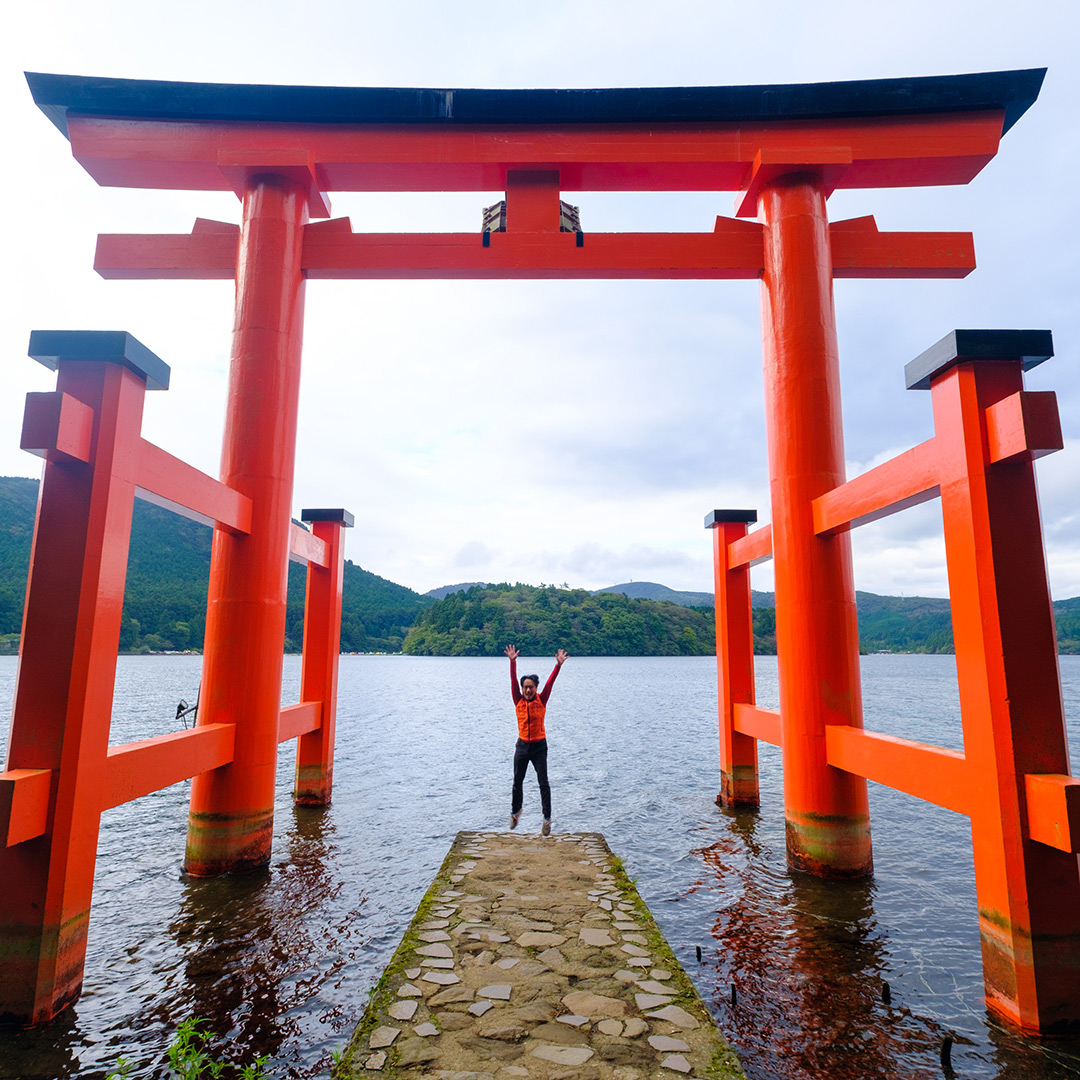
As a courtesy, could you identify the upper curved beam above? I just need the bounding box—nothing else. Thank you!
[26,68,1045,139]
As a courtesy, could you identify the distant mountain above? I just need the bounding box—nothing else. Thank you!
[596,581,712,606]
[593,579,1080,655]
[596,580,775,610]
[853,591,953,653]
[3,474,1078,656]
[425,582,489,600]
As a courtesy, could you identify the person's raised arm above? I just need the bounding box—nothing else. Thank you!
[539,648,568,704]
[504,644,522,703]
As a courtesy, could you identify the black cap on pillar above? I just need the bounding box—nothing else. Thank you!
[904,329,1053,391]
[301,508,355,528]
[705,509,758,529]
[28,330,171,391]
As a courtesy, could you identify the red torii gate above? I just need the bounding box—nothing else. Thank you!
[2,67,1076,1034]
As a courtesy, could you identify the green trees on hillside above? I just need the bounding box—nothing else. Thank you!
[0,477,38,647]
[2,476,1079,656]
[0,477,431,653]
[402,583,719,657]
[286,559,433,653]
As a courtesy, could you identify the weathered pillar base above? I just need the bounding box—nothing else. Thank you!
[293,764,334,807]
[184,809,275,878]
[786,812,874,879]
[720,765,762,808]
[0,914,87,1025]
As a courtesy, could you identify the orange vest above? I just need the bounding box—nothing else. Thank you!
[516,697,547,741]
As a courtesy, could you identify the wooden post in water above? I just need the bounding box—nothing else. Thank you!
[0,332,164,1023]
[184,173,311,876]
[294,508,352,806]
[757,172,872,879]
[707,509,760,807]
[915,332,1080,1033]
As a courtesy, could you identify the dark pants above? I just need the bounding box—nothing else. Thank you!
[512,738,551,819]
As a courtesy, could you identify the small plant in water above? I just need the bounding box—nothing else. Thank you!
[105,1058,132,1080]
[106,1017,269,1079]
[168,1017,226,1079]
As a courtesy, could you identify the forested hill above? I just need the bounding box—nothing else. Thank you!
[402,582,1080,657]
[3,476,1080,655]
[596,581,775,609]
[402,583,777,657]
[0,475,432,653]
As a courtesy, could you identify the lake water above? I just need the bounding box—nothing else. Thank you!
[2,653,1080,1080]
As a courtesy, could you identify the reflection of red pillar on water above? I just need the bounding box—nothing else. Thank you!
[758,175,872,878]
[185,175,309,875]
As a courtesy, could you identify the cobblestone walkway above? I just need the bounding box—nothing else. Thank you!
[338,831,743,1080]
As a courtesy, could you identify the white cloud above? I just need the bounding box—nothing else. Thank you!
[454,541,497,569]
[2,0,1077,601]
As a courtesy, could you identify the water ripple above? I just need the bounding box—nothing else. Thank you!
[1,654,1079,1078]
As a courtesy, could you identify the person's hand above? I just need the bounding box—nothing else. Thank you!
[504,644,520,661]
[556,648,569,665]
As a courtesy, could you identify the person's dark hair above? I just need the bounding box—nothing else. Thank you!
[521,674,540,687]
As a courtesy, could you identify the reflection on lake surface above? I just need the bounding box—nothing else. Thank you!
[1,653,1079,1078]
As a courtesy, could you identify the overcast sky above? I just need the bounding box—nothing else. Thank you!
[3,1,1078,600]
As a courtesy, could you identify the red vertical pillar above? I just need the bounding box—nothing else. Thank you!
[707,509,760,807]
[185,175,309,875]
[758,174,872,877]
[0,331,166,1023]
[294,508,352,806]
[914,330,1080,1033]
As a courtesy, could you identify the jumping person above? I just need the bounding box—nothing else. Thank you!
[505,644,568,836]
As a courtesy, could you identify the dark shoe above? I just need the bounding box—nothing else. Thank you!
[541,819,551,837]
[510,812,520,830]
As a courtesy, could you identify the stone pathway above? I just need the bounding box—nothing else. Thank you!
[338,831,743,1080]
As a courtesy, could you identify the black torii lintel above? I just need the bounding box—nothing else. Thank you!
[26,68,1045,141]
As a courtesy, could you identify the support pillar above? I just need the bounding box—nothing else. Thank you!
[0,331,166,1023]
[707,509,760,807]
[758,174,872,877]
[918,333,1080,1033]
[294,508,352,806]
[185,174,309,875]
